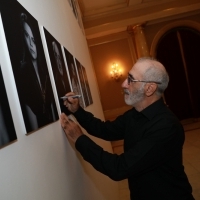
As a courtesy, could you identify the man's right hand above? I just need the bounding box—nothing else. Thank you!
[63,92,80,113]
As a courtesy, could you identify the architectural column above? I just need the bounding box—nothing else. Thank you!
[128,24,150,58]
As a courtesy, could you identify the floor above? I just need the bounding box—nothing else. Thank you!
[112,119,200,200]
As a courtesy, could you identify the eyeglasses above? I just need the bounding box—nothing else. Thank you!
[127,74,162,85]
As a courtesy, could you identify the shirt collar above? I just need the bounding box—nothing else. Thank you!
[140,98,166,120]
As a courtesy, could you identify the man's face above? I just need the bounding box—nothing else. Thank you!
[53,43,63,76]
[23,22,37,60]
[121,63,145,106]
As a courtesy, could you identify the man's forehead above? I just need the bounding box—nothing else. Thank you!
[23,22,33,34]
[54,46,60,55]
[54,44,59,51]
[130,62,143,74]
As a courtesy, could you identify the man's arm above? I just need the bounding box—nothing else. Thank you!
[62,92,127,141]
[60,113,183,181]
[73,106,127,141]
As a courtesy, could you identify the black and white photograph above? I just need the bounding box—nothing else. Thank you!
[44,28,71,112]
[0,1,59,133]
[63,48,84,108]
[81,65,93,105]
[0,66,17,148]
[74,0,84,32]
[71,0,78,19]
[75,59,89,107]
[67,0,84,33]
[67,0,72,7]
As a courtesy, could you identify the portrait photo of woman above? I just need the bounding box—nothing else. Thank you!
[1,1,58,133]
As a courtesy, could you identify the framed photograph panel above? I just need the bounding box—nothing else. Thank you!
[81,65,93,105]
[0,66,17,148]
[43,28,71,112]
[75,59,89,107]
[0,1,59,133]
[63,48,84,108]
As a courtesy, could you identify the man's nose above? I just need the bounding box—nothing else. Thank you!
[29,37,33,46]
[121,78,128,88]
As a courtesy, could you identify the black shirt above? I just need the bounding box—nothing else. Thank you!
[73,98,194,200]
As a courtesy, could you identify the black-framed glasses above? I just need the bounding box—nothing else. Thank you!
[127,74,162,85]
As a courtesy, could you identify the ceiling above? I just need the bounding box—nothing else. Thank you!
[78,0,200,39]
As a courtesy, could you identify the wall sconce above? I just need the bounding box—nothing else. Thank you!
[110,63,122,80]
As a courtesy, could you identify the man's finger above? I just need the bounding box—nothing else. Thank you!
[63,101,68,107]
[60,113,68,126]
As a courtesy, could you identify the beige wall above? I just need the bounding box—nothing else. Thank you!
[88,32,135,119]
[0,1,120,200]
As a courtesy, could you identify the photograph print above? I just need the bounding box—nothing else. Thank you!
[43,28,71,113]
[67,0,72,7]
[81,65,93,105]
[0,66,17,149]
[73,0,84,32]
[63,48,84,108]
[68,0,84,33]
[75,59,89,107]
[0,1,59,133]
[70,0,78,19]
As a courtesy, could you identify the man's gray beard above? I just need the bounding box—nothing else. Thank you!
[125,84,145,106]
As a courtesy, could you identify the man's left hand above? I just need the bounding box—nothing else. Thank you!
[60,113,83,143]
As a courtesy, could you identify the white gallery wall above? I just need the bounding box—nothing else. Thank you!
[0,0,119,199]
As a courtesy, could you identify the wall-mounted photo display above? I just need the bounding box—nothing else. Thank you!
[0,66,17,149]
[63,48,85,108]
[75,59,90,107]
[75,1,84,33]
[68,0,84,34]
[43,28,71,113]
[71,0,78,19]
[0,1,59,134]
[67,0,72,7]
[81,65,93,105]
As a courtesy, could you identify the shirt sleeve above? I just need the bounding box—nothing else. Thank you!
[75,123,184,181]
[73,107,131,141]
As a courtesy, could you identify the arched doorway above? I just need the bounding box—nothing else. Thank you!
[155,26,200,120]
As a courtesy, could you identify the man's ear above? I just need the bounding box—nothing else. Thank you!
[145,83,157,97]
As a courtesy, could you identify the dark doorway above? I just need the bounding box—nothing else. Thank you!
[156,27,200,121]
